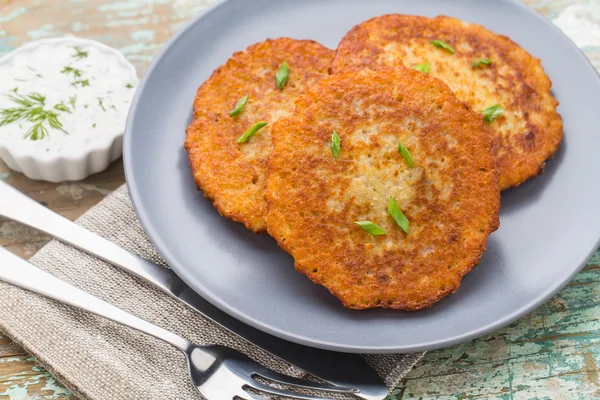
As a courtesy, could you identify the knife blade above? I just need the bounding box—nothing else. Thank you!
[0,181,387,400]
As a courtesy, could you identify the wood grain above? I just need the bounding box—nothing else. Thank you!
[1,0,600,399]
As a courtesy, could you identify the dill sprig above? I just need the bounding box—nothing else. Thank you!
[0,90,69,141]
[97,97,106,112]
[71,46,89,60]
[72,79,90,88]
[61,66,83,78]
[62,65,90,88]
[54,102,72,113]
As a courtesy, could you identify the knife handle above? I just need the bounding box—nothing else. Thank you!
[0,182,185,296]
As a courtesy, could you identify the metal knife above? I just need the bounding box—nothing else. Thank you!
[0,181,387,400]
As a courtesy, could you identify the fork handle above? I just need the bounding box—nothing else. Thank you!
[0,246,192,353]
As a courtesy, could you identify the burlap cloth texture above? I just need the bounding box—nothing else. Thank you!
[0,185,424,399]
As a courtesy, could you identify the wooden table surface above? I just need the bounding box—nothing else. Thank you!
[1,0,600,399]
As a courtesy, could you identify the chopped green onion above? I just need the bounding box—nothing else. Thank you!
[237,121,268,143]
[481,104,504,123]
[355,221,387,236]
[229,95,248,117]
[431,40,455,54]
[472,58,492,68]
[330,131,341,159]
[388,197,409,234]
[398,142,414,167]
[411,63,431,74]
[275,61,289,90]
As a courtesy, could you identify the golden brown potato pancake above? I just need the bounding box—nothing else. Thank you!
[331,14,562,190]
[265,68,500,310]
[185,38,334,232]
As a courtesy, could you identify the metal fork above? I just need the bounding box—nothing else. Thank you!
[0,247,358,400]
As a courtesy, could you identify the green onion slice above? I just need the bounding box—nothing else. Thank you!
[411,63,431,74]
[481,104,504,123]
[331,131,341,158]
[388,197,409,234]
[275,61,289,90]
[237,121,268,143]
[472,58,492,68]
[431,40,455,54]
[229,95,248,117]
[398,142,414,167]
[355,221,387,236]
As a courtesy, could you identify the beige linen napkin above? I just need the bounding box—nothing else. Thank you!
[0,185,422,400]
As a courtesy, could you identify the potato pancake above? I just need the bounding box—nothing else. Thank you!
[331,14,562,190]
[265,68,500,310]
[185,38,334,232]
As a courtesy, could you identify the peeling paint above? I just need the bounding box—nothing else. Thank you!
[522,361,545,371]
[26,24,57,40]
[98,0,156,13]
[0,8,27,24]
[55,182,112,201]
[0,385,28,400]
[71,21,87,32]
[106,16,150,27]
[40,377,71,398]
[0,36,17,57]
[0,367,69,399]
[0,221,48,242]
[553,3,600,49]
[130,29,155,41]
[0,357,23,364]
[582,350,599,386]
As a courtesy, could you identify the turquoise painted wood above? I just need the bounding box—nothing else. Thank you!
[1,0,600,399]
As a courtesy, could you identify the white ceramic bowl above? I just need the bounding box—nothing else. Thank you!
[0,36,139,182]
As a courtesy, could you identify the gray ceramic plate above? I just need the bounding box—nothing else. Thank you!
[124,0,600,353]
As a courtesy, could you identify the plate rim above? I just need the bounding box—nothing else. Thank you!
[124,0,600,353]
